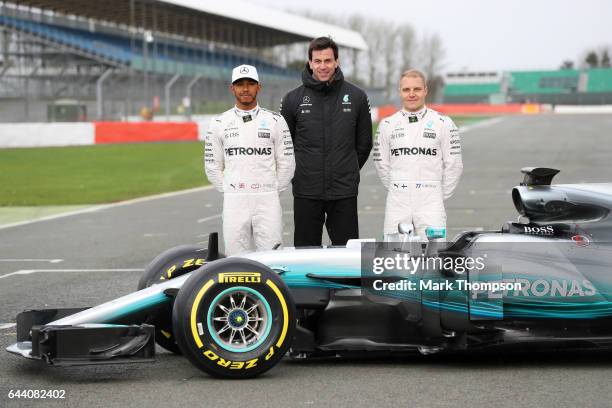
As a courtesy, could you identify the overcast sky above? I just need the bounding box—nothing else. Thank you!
[253,0,612,73]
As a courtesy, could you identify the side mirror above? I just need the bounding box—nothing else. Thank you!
[398,222,414,237]
[425,227,446,240]
[424,227,446,258]
[393,223,422,256]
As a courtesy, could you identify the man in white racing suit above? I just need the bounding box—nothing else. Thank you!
[373,69,462,241]
[205,65,295,255]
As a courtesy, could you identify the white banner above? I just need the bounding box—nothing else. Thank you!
[554,105,612,114]
[0,123,94,148]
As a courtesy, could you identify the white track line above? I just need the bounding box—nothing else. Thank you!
[0,268,144,280]
[197,213,222,223]
[0,323,16,330]
[460,117,506,134]
[0,259,63,263]
[0,185,215,231]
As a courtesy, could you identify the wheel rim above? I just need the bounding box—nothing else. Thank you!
[206,286,272,352]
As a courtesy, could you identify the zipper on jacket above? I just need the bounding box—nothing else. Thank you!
[319,91,325,199]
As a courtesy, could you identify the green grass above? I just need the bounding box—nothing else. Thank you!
[0,142,208,206]
[0,115,493,206]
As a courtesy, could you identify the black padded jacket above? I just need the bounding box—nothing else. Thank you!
[280,65,372,200]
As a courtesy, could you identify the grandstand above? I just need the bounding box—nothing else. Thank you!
[443,72,504,104]
[0,0,366,122]
[444,68,612,105]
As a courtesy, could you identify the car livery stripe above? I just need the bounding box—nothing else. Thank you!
[190,279,215,349]
[266,279,288,347]
[102,292,169,323]
[280,266,612,319]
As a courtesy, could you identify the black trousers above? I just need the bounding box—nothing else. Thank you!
[293,197,359,247]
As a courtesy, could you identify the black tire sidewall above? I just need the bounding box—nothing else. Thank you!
[138,245,208,290]
[173,258,295,378]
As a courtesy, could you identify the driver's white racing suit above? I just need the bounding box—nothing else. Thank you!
[205,106,295,255]
[373,107,463,241]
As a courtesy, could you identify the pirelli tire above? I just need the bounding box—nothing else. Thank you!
[172,258,296,378]
[138,245,210,354]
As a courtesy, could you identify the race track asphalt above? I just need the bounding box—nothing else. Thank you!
[1,114,612,407]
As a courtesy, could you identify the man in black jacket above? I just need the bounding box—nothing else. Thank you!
[280,37,372,246]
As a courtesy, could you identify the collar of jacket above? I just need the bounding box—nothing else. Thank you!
[301,62,344,92]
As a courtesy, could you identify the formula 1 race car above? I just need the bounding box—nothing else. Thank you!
[7,168,612,378]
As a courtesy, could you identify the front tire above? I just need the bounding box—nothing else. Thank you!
[172,258,295,378]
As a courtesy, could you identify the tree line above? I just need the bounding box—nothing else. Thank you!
[271,10,446,103]
[560,47,612,70]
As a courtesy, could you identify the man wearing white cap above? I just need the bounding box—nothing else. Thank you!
[205,64,295,255]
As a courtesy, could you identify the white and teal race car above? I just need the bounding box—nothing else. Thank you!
[7,168,612,378]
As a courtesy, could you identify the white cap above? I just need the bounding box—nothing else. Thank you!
[231,64,259,84]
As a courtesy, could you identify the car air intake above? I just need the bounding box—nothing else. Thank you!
[520,167,560,186]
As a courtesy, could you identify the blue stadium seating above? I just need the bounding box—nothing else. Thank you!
[0,15,293,78]
[0,15,132,63]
